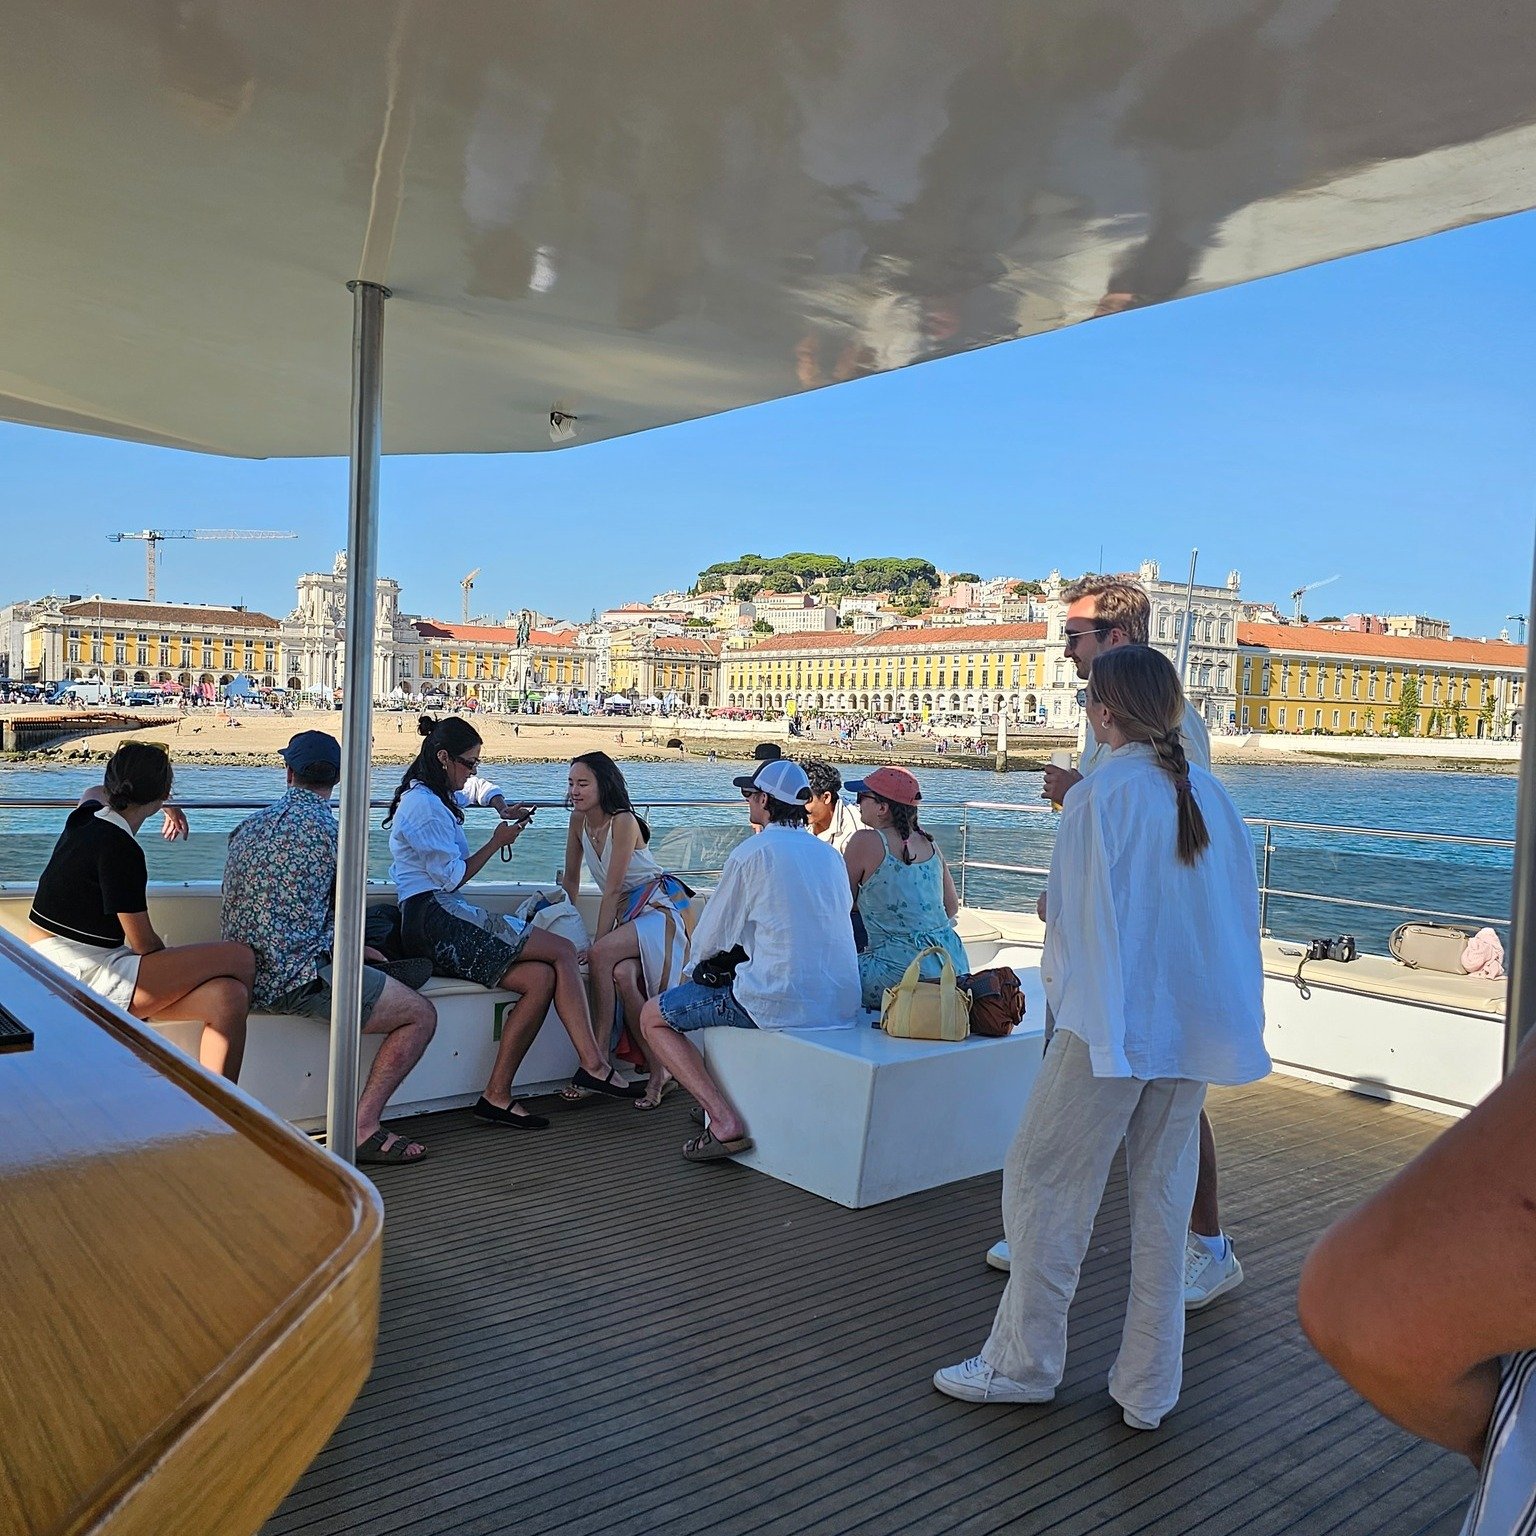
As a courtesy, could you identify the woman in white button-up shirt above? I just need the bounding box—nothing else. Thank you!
[385,715,641,1128]
[934,646,1268,1429]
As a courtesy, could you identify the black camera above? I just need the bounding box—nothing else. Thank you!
[1305,934,1357,963]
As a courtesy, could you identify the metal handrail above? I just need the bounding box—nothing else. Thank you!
[0,796,1514,940]
[946,799,1513,938]
[0,793,1518,854]
[1257,885,1510,930]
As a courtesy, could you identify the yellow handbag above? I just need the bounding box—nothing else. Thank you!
[880,945,971,1042]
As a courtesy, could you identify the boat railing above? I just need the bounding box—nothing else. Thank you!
[0,796,1514,954]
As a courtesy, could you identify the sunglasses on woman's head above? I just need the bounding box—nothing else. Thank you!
[453,754,479,771]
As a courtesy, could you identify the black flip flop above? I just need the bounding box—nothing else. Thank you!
[472,1095,550,1130]
[570,1066,645,1100]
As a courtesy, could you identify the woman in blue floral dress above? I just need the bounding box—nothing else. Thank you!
[843,766,967,1009]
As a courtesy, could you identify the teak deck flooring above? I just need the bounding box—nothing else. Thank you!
[266,1075,1474,1536]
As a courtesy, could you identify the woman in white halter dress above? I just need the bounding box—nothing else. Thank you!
[561,752,694,1110]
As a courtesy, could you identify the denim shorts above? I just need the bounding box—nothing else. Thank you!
[655,980,759,1033]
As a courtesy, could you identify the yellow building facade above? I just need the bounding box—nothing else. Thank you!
[37,598,284,688]
[414,621,588,700]
[724,623,1048,719]
[1236,624,1525,738]
[608,633,721,706]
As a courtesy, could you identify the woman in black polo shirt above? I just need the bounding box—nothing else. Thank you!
[28,743,255,1081]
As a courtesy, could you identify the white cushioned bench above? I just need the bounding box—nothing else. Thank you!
[700,963,1048,1208]
[0,883,582,1130]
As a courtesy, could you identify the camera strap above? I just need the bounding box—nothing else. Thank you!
[1292,953,1312,1001]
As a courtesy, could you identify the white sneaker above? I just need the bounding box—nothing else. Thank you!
[933,1355,1054,1404]
[985,1239,1011,1272]
[1183,1232,1244,1310]
[1122,1407,1162,1430]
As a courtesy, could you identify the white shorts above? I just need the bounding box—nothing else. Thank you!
[33,935,143,1010]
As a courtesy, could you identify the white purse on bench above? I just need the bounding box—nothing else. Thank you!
[1388,922,1470,974]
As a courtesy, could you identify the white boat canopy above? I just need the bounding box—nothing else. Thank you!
[2,0,1534,459]
[6,0,1536,1158]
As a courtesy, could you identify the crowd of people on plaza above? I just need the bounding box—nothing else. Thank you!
[19,570,1528,1518]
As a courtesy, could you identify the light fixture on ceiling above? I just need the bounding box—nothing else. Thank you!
[549,410,578,444]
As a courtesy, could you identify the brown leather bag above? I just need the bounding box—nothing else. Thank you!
[961,967,1025,1037]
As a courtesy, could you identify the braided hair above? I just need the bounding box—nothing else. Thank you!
[383,715,482,826]
[864,794,932,864]
[1087,646,1210,865]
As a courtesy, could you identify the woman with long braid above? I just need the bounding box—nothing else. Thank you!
[843,765,965,1009]
[386,716,640,1126]
[934,645,1268,1430]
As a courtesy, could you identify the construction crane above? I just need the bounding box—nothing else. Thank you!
[1290,574,1340,622]
[107,528,298,601]
[461,568,481,624]
[1507,614,1527,645]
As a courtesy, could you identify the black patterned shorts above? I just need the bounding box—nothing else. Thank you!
[401,893,527,990]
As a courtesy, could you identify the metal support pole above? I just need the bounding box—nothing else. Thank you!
[1175,548,1198,683]
[1504,535,1536,1075]
[1259,823,1274,936]
[327,279,389,1163]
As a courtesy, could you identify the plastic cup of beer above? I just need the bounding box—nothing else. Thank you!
[1048,749,1073,811]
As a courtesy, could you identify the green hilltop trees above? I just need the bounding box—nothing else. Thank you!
[694,552,941,604]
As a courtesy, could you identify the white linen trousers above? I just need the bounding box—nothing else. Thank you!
[982,1028,1206,1422]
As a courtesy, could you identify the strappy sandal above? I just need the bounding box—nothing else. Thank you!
[355,1127,428,1164]
[635,1076,678,1112]
[682,1128,753,1162]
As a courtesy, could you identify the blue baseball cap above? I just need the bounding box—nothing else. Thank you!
[279,730,342,780]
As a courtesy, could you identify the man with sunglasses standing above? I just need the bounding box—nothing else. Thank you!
[986,576,1239,1312]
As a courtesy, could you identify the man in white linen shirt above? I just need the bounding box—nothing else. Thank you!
[997,575,1237,1310]
[637,759,861,1163]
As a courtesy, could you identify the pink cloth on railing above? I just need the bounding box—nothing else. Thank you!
[1461,928,1506,980]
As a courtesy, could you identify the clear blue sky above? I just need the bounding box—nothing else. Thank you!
[4,211,1532,638]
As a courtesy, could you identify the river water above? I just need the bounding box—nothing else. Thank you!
[0,759,1516,956]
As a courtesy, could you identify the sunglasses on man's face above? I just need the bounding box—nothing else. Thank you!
[1063,624,1110,651]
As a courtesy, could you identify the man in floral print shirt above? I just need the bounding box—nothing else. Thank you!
[222,731,437,1165]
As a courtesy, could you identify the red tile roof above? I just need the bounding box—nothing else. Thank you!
[744,622,1046,655]
[855,622,1046,650]
[414,620,575,647]
[652,634,721,656]
[743,631,855,653]
[60,599,280,630]
[1237,623,1525,668]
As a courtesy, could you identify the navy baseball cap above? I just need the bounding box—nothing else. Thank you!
[279,730,342,779]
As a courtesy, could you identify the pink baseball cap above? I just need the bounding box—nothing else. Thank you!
[845,766,922,806]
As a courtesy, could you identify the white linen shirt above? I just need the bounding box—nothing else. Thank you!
[687,824,861,1031]
[388,774,506,902]
[1042,744,1269,1084]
